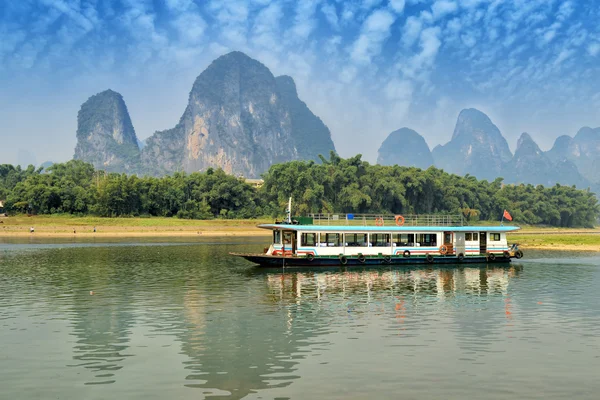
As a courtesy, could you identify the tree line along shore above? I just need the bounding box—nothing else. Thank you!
[1,152,598,229]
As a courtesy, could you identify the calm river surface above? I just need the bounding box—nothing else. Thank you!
[1,237,600,399]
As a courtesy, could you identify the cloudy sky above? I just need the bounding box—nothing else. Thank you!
[1,0,599,166]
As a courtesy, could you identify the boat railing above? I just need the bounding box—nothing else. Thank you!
[306,213,464,227]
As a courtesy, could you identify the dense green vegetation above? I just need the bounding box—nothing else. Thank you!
[1,153,598,227]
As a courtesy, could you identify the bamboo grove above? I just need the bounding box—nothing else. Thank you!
[1,152,598,227]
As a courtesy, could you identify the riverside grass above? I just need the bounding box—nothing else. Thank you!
[0,215,272,237]
[508,232,600,250]
[1,215,599,250]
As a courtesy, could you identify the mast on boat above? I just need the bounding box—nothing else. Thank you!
[286,197,292,224]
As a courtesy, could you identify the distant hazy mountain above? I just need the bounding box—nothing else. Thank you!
[73,89,140,173]
[376,110,594,191]
[39,161,54,172]
[503,132,589,187]
[432,108,512,181]
[546,127,600,185]
[377,128,433,169]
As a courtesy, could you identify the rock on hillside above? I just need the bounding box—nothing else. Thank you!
[503,132,589,187]
[74,90,140,173]
[432,108,512,181]
[141,52,301,177]
[275,75,335,161]
[376,128,433,169]
[546,127,600,184]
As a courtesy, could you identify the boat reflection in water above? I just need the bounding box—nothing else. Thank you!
[264,265,523,303]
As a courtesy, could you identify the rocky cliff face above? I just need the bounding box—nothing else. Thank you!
[503,132,588,187]
[74,52,336,177]
[432,108,512,181]
[275,75,335,161]
[141,52,302,177]
[377,128,433,169]
[546,127,600,185]
[74,90,140,172]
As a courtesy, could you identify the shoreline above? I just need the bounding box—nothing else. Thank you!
[0,227,271,238]
[1,231,598,251]
[1,216,599,251]
[518,244,600,251]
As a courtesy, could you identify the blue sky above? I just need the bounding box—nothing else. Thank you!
[1,0,599,166]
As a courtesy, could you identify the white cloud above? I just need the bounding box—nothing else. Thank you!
[557,1,575,21]
[350,9,396,64]
[389,0,406,14]
[362,0,385,9]
[40,0,97,33]
[252,2,283,50]
[340,65,358,83]
[432,0,458,20]
[402,16,423,47]
[208,0,249,46]
[173,13,206,44]
[402,26,442,80]
[321,3,339,30]
[165,0,195,12]
[288,0,320,43]
[554,48,574,66]
[459,0,485,8]
[325,35,342,54]
[588,42,600,57]
[461,32,477,47]
[384,78,413,101]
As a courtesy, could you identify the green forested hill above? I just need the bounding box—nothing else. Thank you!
[1,153,598,227]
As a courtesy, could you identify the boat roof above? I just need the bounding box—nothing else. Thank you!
[258,224,520,232]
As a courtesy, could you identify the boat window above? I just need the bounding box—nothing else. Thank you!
[465,233,472,241]
[490,233,501,241]
[345,233,368,247]
[370,233,391,247]
[319,233,341,246]
[473,232,478,241]
[273,230,281,244]
[301,233,317,246]
[393,233,415,246]
[417,234,437,247]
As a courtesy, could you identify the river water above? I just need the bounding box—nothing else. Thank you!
[1,237,599,399]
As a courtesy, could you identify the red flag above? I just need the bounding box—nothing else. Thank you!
[503,210,512,221]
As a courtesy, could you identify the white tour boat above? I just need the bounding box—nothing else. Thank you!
[231,201,523,267]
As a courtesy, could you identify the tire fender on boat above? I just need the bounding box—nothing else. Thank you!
[426,254,434,263]
[457,253,464,262]
[403,250,411,258]
[515,250,523,259]
[357,254,366,263]
[503,251,511,259]
[339,255,348,265]
[383,255,391,264]
[488,253,496,261]
[306,253,315,262]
